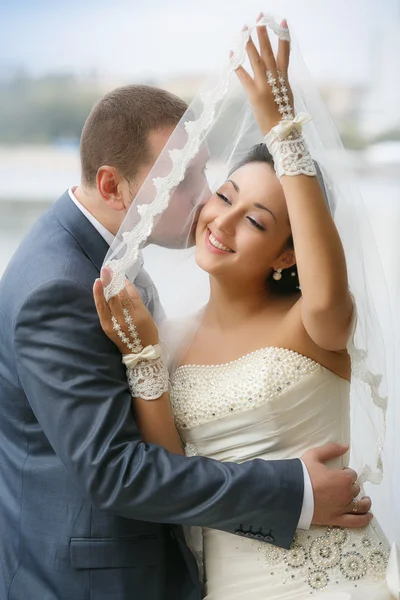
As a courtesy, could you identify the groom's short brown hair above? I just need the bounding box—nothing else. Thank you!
[80,84,188,187]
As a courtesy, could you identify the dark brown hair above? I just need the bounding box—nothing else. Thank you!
[80,84,188,187]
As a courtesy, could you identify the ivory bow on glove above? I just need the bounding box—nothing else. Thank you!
[264,112,317,179]
[122,344,163,369]
[269,112,312,141]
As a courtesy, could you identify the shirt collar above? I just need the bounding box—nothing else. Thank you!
[68,187,115,247]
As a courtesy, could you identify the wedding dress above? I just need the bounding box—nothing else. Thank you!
[170,346,392,599]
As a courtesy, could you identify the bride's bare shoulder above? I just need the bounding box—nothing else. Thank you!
[261,295,351,380]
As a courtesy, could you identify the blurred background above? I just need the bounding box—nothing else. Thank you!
[1,0,400,533]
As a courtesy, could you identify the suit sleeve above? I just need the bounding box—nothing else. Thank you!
[13,278,304,548]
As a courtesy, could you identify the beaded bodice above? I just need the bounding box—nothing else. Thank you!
[170,347,390,596]
[170,346,350,465]
[171,347,319,432]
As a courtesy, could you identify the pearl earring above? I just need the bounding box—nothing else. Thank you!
[273,268,282,281]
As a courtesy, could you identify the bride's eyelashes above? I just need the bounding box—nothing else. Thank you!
[247,217,265,231]
[215,192,266,231]
[216,191,231,204]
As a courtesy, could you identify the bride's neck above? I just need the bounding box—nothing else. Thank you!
[205,276,270,330]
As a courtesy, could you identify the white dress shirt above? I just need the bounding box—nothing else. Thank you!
[68,187,314,529]
[68,187,115,246]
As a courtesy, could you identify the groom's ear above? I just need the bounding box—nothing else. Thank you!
[96,166,127,212]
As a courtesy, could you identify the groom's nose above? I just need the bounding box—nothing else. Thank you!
[191,183,212,207]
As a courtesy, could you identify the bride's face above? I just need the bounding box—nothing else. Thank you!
[195,161,293,287]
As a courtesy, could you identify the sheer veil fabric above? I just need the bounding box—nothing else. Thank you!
[103,12,398,547]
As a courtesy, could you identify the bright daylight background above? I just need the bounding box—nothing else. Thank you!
[1,0,399,538]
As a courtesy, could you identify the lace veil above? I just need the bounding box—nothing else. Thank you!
[103,13,398,544]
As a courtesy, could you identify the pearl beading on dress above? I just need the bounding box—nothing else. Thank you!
[171,347,319,430]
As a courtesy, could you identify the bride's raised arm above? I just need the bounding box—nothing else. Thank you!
[93,271,184,455]
[235,18,353,352]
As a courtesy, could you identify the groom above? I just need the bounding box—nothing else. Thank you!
[0,85,371,600]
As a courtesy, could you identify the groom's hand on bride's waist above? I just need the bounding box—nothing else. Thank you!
[301,442,373,528]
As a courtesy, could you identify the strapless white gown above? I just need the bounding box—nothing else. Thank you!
[170,347,393,599]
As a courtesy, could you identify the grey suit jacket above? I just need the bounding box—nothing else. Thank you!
[0,192,304,600]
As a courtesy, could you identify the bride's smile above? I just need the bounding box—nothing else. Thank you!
[195,158,295,289]
[206,229,235,253]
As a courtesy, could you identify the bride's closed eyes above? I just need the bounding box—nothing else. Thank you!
[215,191,267,231]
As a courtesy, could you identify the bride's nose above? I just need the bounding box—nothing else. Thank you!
[214,210,236,236]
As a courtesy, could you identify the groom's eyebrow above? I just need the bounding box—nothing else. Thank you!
[226,179,277,223]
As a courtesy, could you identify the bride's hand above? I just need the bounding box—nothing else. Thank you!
[93,267,158,354]
[235,16,293,136]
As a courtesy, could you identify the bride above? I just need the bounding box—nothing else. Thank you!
[94,15,396,599]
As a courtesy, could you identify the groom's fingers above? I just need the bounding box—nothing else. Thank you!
[306,442,350,464]
[332,496,372,529]
[334,511,373,529]
[346,495,372,515]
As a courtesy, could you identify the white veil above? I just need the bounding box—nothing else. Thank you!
[103,13,398,545]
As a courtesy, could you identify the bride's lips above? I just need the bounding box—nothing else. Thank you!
[205,228,235,254]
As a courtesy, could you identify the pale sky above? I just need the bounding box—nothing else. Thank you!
[1,0,399,84]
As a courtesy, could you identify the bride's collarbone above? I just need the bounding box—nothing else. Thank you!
[181,322,351,381]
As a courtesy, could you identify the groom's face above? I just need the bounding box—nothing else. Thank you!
[133,129,212,249]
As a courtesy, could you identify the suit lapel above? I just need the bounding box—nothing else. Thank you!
[52,191,110,273]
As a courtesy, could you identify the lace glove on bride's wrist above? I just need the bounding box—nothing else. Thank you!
[93,271,170,401]
[122,345,169,401]
[261,69,317,179]
[264,115,317,179]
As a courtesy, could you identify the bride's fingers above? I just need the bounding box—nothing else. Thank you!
[245,36,267,80]
[124,280,143,310]
[100,269,128,321]
[255,22,276,74]
[108,288,134,332]
[93,278,115,336]
[234,64,254,92]
[276,20,290,77]
[100,266,113,287]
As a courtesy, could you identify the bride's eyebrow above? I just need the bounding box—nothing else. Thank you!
[254,203,277,223]
[226,179,277,223]
[226,179,240,192]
